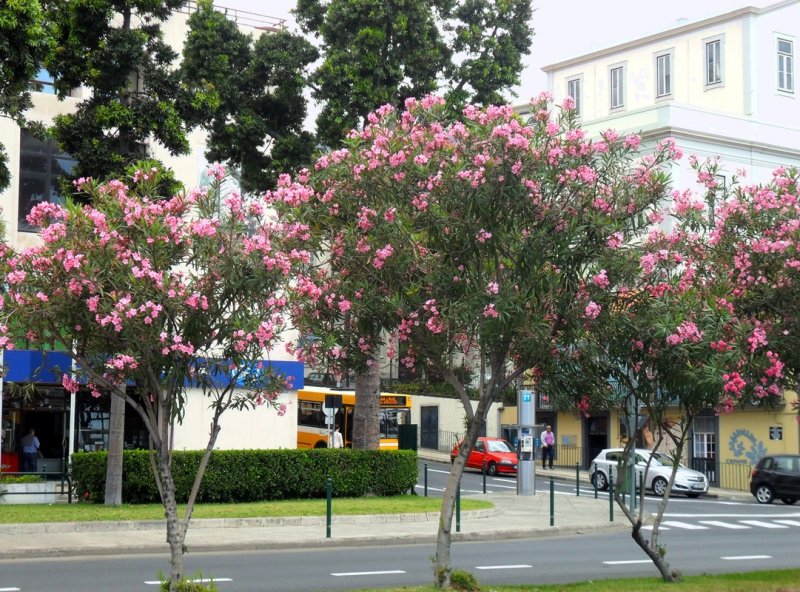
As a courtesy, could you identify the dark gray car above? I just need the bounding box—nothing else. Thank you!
[750,454,800,504]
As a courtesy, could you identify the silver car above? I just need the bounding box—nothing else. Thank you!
[590,448,708,498]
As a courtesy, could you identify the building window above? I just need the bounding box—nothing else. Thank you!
[18,130,77,232]
[610,66,625,109]
[567,77,582,115]
[33,68,56,95]
[705,39,722,86]
[778,38,794,93]
[656,53,672,97]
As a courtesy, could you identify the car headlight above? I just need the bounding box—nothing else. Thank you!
[500,459,513,465]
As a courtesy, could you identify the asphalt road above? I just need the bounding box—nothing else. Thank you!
[3,524,800,591]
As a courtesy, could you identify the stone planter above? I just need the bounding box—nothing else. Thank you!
[0,481,58,504]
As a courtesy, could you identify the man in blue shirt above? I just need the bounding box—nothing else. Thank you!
[20,428,40,472]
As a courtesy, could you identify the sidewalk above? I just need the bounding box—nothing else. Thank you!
[0,490,625,560]
[0,452,750,561]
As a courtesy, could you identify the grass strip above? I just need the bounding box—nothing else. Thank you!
[0,496,492,523]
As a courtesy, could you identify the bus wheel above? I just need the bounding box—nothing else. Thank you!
[314,441,327,448]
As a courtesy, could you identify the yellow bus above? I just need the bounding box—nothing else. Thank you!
[297,387,412,449]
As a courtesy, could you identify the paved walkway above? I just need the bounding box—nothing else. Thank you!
[0,452,750,561]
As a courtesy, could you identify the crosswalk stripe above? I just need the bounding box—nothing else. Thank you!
[661,520,709,530]
[739,520,789,529]
[773,520,800,527]
[640,525,670,530]
[699,520,750,529]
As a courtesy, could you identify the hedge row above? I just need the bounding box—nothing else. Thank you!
[72,448,418,503]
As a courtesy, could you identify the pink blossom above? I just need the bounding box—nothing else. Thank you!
[486,282,499,295]
[591,270,610,289]
[584,301,601,319]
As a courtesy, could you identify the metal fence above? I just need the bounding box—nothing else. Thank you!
[553,444,583,469]
[719,461,752,492]
[0,472,73,503]
[421,430,462,455]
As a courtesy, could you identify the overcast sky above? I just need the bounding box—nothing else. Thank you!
[217,0,773,102]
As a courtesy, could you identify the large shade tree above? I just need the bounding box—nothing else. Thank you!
[273,94,682,586]
[0,0,52,190]
[294,0,533,148]
[0,166,301,590]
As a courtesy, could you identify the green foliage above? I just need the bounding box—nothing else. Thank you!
[294,0,533,147]
[0,474,45,484]
[72,449,418,504]
[181,0,318,191]
[448,570,481,592]
[42,0,189,185]
[0,0,54,191]
[159,573,219,592]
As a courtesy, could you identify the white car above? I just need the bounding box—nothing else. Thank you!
[589,448,708,498]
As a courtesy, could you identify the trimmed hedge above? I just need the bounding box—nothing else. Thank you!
[72,448,418,503]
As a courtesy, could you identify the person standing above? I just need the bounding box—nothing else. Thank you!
[20,428,40,472]
[540,425,555,470]
[330,427,344,449]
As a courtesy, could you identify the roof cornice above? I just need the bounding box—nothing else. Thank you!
[542,0,799,73]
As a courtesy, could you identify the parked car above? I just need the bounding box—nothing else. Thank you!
[589,448,708,498]
[451,437,518,476]
[750,454,800,505]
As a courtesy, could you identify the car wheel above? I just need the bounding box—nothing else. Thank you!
[652,477,668,497]
[486,462,498,477]
[781,498,797,505]
[592,471,608,491]
[754,484,774,504]
[314,441,327,448]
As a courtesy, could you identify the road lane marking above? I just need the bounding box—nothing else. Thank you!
[661,521,709,530]
[0,587,21,591]
[413,485,445,492]
[640,525,670,530]
[145,578,232,585]
[739,520,789,529]
[663,512,800,518]
[332,570,405,577]
[603,560,652,565]
[428,469,451,474]
[475,564,532,570]
[774,520,800,527]
[721,555,772,561]
[699,520,750,529]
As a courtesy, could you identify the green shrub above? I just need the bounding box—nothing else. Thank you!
[449,569,481,591]
[72,448,417,503]
[0,475,46,484]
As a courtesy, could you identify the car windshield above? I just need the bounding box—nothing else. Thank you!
[652,452,685,468]
[487,440,514,453]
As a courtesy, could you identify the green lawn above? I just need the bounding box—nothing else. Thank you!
[0,496,492,523]
[347,569,800,592]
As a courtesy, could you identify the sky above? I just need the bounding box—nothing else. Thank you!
[217,0,774,103]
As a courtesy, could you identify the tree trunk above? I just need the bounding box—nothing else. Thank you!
[157,447,186,591]
[433,396,490,588]
[631,521,682,582]
[104,392,125,506]
[352,361,381,449]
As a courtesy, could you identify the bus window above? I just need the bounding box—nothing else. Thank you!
[298,401,324,428]
[379,408,410,439]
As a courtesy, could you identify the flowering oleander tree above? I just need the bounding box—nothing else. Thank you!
[694,160,799,409]
[272,93,681,587]
[0,166,299,590]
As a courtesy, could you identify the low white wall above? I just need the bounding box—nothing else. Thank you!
[171,389,298,451]
[410,394,504,438]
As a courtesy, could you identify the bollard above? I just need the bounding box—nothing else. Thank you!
[549,477,555,526]
[424,463,428,497]
[593,470,598,499]
[456,481,461,533]
[482,460,487,494]
[326,477,332,538]
[575,463,580,496]
[609,469,614,522]
[637,472,643,510]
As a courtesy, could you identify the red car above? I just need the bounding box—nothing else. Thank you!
[450,437,518,476]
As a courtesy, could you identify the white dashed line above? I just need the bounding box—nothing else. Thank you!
[774,520,800,527]
[145,578,232,585]
[603,559,653,565]
[0,587,22,591]
[698,520,750,529]
[475,564,533,570]
[661,520,709,530]
[721,555,772,561]
[739,520,789,529]
[332,570,405,577]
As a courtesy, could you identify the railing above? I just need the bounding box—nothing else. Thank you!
[553,444,583,469]
[420,430,462,455]
[179,0,286,30]
[691,457,717,486]
[0,471,73,503]
[718,461,752,492]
